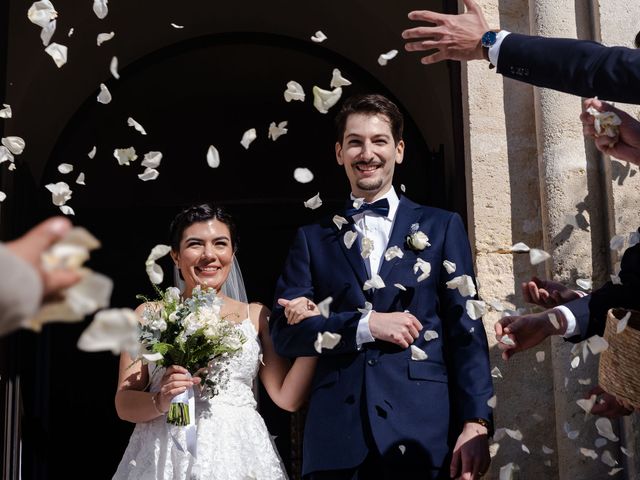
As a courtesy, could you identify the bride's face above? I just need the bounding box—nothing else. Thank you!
[171,219,233,294]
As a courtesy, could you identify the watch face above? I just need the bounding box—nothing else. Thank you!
[481,31,497,48]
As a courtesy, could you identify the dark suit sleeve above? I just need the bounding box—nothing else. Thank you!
[497,33,640,104]
[565,240,640,341]
[438,214,494,425]
[270,227,362,358]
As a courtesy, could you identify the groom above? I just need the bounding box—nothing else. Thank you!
[271,94,493,479]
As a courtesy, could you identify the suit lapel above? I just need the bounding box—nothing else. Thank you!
[377,196,423,282]
[336,223,369,288]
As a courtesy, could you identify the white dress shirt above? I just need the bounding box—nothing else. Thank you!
[488,30,511,68]
[351,187,400,346]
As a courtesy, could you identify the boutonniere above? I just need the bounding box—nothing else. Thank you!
[406,223,430,251]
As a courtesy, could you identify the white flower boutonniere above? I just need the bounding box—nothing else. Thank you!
[406,223,430,251]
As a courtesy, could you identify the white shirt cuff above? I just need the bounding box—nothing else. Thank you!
[555,305,581,337]
[488,30,511,68]
[356,311,375,348]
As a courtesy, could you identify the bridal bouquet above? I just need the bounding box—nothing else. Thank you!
[138,285,246,426]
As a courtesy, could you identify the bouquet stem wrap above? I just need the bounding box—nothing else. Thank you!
[168,375,197,457]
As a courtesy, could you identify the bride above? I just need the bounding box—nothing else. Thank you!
[113,204,317,480]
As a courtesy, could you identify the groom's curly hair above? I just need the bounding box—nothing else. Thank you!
[169,203,238,252]
[335,94,404,145]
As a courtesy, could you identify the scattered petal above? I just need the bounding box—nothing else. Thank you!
[491,367,503,379]
[487,395,497,408]
[443,260,456,274]
[587,106,622,138]
[530,248,551,265]
[294,167,314,183]
[77,308,139,354]
[377,49,398,66]
[510,242,530,253]
[466,300,487,320]
[489,299,504,311]
[314,331,341,353]
[268,121,288,140]
[505,428,523,441]
[93,0,108,19]
[601,450,618,467]
[610,235,625,252]
[384,245,404,261]
[45,181,72,206]
[206,145,220,168]
[1,136,26,155]
[127,117,147,135]
[145,244,171,284]
[360,237,374,259]
[312,86,342,114]
[284,81,305,102]
[141,151,162,169]
[304,192,322,210]
[413,258,431,282]
[564,422,580,440]
[138,167,159,181]
[571,356,580,369]
[310,30,327,43]
[587,336,609,355]
[608,468,624,476]
[170,23,184,29]
[0,191,5,202]
[67,27,73,36]
[332,215,348,230]
[576,394,597,413]
[330,68,351,88]
[0,104,11,119]
[581,448,598,460]
[44,42,67,68]
[423,330,438,341]
[596,418,619,442]
[576,278,592,290]
[40,19,56,46]
[96,31,115,46]
[97,83,112,104]
[28,1,58,28]
[357,301,372,315]
[57,163,73,174]
[621,447,632,457]
[617,311,631,333]
[363,274,385,291]
[8,163,15,171]
[446,274,477,297]
[317,297,332,318]
[611,274,622,285]
[548,312,560,329]
[398,445,406,455]
[240,128,257,149]
[394,283,406,291]
[499,462,520,480]
[499,335,515,347]
[110,56,120,79]
[536,351,545,363]
[489,443,500,458]
[410,345,428,361]
[579,378,592,385]
[542,445,554,454]
[400,184,406,192]
[75,173,85,185]
[113,147,137,166]
[88,146,96,159]
[522,444,530,454]
[343,230,357,249]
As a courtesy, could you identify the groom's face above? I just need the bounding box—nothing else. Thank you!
[335,113,404,200]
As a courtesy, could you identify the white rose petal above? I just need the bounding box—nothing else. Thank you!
[268,121,288,140]
[466,300,486,320]
[610,235,626,252]
[312,86,342,114]
[240,128,257,149]
[0,104,11,118]
[620,447,632,457]
[284,81,305,102]
[170,23,184,29]
[96,31,115,46]
[330,68,352,88]
[608,468,624,476]
[536,351,545,363]
[0,146,14,164]
[577,394,597,414]
[304,192,322,210]
[352,197,365,209]
[522,444,530,454]
[127,117,147,135]
[398,445,406,455]
[423,330,438,341]
[596,418,619,442]
[499,335,515,347]
[314,331,341,353]
[317,297,332,318]
[0,191,6,202]
[45,181,72,206]
[377,49,398,66]
[205,145,220,168]
[360,237,374,259]
[68,27,74,36]
[28,1,58,28]
[410,345,428,361]
[443,260,456,274]
[587,335,609,355]
[576,278,592,290]
[581,448,598,460]
[489,299,505,311]
[332,215,348,230]
[2,136,26,155]
[93,0,108,19]
[579,378,592,385]
[571,356,580,369]
[617,311,631,334]
[75,173,85,185]
[59,204,74,217]
[487,395,497,408]
[57,163,73,174]
[8,163,15,171]
[446,274,477,297]
[141,151,162,169]
[44,42,67,68]
[145,244,172,284]
[40,19,56,46]
[547,311,560,330]
[611,274,622,285]
[142,352,164,362]
[77,308,139,354]
[363,274,385,291]
[357,301,373,315]
[138,167,159,181]
[310,30,327,43]
[505,428,523,441]
[499,462,520,480]
[294,167,314,183]
[394,283,406,291]
[491,367,503,379]
[343,230,357,249]
[530,248,551,265]
[542,445,554,454]
[601,450,618,467]
[110,56,120,79]
[113,147,137,166]
[88,146,96,159]
[384,245,404,261]
[564,421,580,440]
[413,258,431,282]
[587,106,622,137]
[510,242,530,253]
[97,83,112,104]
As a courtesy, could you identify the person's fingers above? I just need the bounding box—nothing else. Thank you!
[404,40,440,52]
[402,26,440,40]
[6,217,73,265]
[42,270,83,299]
[583,97,603,111]
[495,317,516,337]
[421,51,447,65]
[450,446,461,478]
[411,317,423,331]
[462,0,482,14]
[277,298,290,307]
[460,447,473,480]
[407,9,446,24]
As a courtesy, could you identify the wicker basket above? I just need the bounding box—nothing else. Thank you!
[598,308,640,409]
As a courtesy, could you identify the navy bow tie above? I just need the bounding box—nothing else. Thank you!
[344,198,390,218]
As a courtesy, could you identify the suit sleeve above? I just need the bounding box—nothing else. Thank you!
[437,214,494,427]
[497,33,640,104]
[565,241,640,341]
[270,227,362,358]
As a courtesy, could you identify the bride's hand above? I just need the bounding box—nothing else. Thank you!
[277,297,320,325]
[155,365,201,412]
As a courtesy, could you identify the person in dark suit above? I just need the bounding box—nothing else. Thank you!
[401,0,640,104]
[271,94,493,480]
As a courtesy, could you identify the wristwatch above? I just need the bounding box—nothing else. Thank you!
[480,30,498,65]
[466,417,492,431]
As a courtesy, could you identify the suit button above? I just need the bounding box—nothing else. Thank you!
[367,359,377,366]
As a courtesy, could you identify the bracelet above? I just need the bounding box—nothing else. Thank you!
[151,392,167,415]
[466,417,491,430]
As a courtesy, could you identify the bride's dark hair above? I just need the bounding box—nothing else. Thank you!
[169,203,238,252]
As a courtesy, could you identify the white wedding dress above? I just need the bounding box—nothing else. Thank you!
[113,318,288,480]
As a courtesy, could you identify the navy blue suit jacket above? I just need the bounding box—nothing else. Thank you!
[565,231,640,342]
[271,196,493,477]
[497,33,640,104]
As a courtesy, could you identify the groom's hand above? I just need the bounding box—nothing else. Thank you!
[369,312,422,348]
